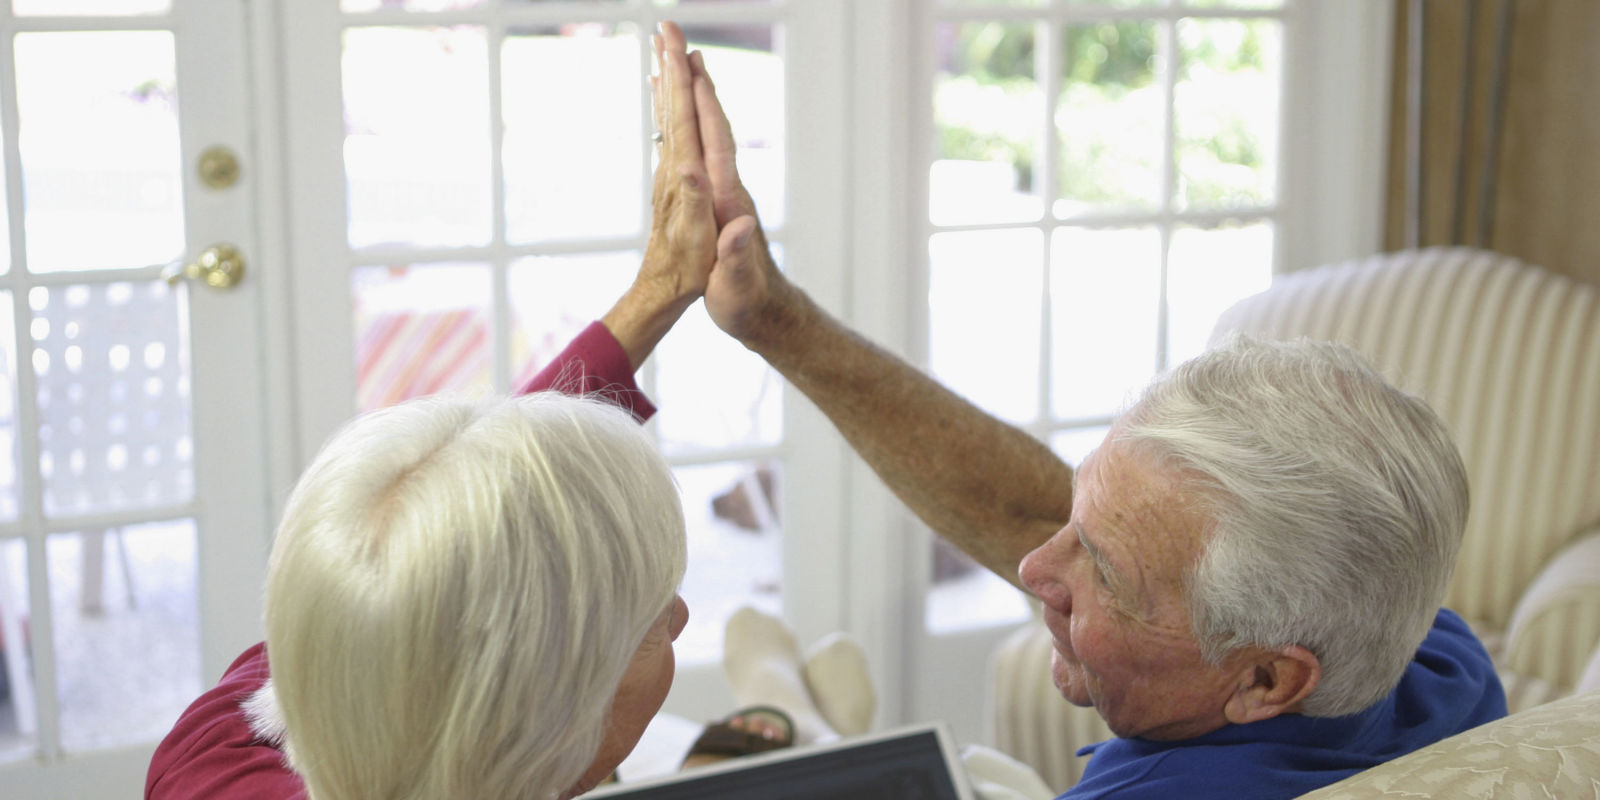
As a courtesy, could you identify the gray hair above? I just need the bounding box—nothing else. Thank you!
[1117,334,1468,717]
[264,393,686,799]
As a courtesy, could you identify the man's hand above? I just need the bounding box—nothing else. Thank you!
[683,46,802,351]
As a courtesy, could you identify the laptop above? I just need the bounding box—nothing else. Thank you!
[583,721,978,800]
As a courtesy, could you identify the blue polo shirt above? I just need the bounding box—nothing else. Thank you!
[1062,608,1506,799]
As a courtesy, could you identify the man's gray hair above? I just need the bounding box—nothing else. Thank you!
[264,393,686,799]
[1117,334,1468,717]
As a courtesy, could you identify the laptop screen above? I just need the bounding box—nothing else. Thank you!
[584,723,975,800]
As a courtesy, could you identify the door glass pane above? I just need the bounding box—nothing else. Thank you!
[31,282,193,517]
[1184,0,1285,9]
[674,460,782,664]
[1051,227,1161,420]
[925,546,1029,634]
[931,22,1041,226]
[0,293,17,521]
[1050,425,1109,467]
[1055,21,1163,217]
[929,229,1043,425]
[352,264,492,413]
[47,519,198,753]
[12,0,169,15]
[1174,18,1281,211]
[1071,0,1164,6]
[942,0,1047,6]
[1167,221,1272,365]
[15,32,183,273]
[344,27,491,250]
[681,24,785,229]
[508,252,637,388]
[655,303,782,455]
[502,23,643,245]
[344,0,482,10]
[0,537,32,762]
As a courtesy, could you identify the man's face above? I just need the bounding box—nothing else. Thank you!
[1018,430,1246,741]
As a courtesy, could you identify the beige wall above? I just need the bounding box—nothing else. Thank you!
[1384,0,1600,287]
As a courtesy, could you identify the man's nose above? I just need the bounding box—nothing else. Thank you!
[1019,533,1071,611]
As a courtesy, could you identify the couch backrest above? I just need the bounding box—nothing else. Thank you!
[1209,247,1600,632]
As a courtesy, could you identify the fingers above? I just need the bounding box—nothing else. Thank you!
[688,60,755,229]
[717,216,759,267]
[657,24,699,162]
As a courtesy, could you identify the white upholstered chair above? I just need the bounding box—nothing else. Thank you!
[988,247,1600,791]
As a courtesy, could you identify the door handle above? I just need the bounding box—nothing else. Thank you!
[162,243,246,290]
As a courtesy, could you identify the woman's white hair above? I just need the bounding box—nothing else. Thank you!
[260,392,685,799]
[1117,334,1468,717]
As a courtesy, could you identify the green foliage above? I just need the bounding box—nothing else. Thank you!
[1063,22,1158,90]
[936,17,1277,211]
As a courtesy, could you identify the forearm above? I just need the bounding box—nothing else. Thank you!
[600,271,698,371]
[746,284,1073,587]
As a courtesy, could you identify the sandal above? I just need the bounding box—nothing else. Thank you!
[684,705,795,760]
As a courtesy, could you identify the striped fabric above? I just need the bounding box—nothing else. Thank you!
[355,308,491,412]
[988,248,1600,788]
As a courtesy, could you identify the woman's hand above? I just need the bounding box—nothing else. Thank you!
[601,22,718,368]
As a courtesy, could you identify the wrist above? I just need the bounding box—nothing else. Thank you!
[602,278,698,371]
[737,279,815,364]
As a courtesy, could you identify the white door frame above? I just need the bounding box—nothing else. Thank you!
[0,0,274,795]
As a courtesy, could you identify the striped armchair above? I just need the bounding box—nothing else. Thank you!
[988,248,1600,791]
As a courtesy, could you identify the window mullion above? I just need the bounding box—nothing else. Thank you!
[487,18,512,395]
[1156,17,1180,373]
[1036,18,1061,429]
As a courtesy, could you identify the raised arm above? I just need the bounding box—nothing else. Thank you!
[603,22,717,369]
[689,51,1072,586]
[519,23,718,420]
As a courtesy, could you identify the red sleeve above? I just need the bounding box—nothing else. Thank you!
[145,644,307,799]
[517,321,657,422]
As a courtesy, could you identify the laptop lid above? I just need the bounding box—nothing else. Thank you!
[583,721,977,800]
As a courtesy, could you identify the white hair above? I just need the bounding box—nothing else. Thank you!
[262,393,686,799]
[1117,335,1468,717]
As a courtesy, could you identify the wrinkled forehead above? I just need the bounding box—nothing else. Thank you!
[1077,434,1211,589]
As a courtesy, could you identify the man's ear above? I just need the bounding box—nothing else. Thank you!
[1222,645,1321,725]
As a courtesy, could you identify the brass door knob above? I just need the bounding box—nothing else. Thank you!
[162,244,246,290]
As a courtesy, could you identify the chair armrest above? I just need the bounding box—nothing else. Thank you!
[1503,526,1600,690]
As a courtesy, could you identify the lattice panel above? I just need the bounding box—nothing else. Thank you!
[30,281,193,517]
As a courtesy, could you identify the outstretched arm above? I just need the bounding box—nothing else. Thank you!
[691,55,1072,586]
[519,23,719,420]
[602,22,718,369]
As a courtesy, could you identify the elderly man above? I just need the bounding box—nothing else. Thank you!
[680,50,1507,797]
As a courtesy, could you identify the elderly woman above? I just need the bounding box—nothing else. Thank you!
[146,23,737,800]
[260,392,686,800]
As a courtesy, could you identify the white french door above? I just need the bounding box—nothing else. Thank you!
[0,0,271,796]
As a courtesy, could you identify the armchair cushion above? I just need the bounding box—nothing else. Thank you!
[1298,689,1600,799]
